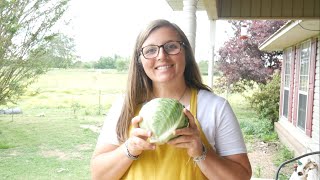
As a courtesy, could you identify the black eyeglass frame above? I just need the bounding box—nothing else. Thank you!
[139,41,185,59]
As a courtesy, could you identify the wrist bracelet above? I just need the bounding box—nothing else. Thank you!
[124,140,139,160]
[193,143,207,162]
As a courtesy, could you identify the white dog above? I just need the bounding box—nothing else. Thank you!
[289,158,319,180]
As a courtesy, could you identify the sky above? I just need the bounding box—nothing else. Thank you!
[60,0,234,61]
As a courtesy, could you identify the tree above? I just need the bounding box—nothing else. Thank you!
[247,72,281,126]
[216,20,286,92]
[93,56,116,69]
[198,60,208,75]
[115,58,129,72]
[44,34,77,68]
[0,0,70,105]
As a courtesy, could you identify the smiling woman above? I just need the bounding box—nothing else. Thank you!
[90,19,251,180]
[139,26,186,85]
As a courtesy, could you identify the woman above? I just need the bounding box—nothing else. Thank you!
[91,19,252,179]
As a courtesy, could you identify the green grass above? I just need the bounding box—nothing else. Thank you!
[273,145,295,167]
[272,145,295,179]
[0,107,101,179]
[223,93,278,143]
[0,69,128,179]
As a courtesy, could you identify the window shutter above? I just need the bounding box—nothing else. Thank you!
[279,51,286,119]
[306,38,317,137]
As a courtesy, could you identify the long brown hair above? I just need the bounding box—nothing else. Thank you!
[116,19,211,143]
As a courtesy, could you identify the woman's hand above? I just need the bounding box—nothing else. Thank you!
[167,108,203,158]
[126,116,156,156]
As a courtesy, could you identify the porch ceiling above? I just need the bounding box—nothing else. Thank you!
[259,20,320,51]
[166,0,320,20]
[165,0,218,19]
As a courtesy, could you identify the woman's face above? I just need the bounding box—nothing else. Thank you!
[140,27,186,85]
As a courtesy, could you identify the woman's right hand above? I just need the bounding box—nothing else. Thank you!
[126,116,156,156]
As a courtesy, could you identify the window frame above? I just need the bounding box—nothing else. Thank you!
[296,40,311,132]
[281,47,293,119]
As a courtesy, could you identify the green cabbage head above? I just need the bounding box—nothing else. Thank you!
[139,98,189,144]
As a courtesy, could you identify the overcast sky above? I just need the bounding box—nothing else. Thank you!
[61,0,233,61]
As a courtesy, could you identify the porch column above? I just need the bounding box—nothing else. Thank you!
[208,20,216,88]
[183,0,198,53]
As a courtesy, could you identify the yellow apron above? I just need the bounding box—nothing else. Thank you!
[122,89,210,180]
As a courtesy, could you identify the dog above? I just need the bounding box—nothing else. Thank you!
[289,158,319,180]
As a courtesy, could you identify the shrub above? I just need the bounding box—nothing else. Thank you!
[273,145,294,166]
[116,58,129,72]
[247,73,280,129]
[240,117,278,142]
[198,60,208,75]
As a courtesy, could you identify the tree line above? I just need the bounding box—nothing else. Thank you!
[72,55,130,72]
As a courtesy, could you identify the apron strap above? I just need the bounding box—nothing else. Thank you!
[190,88,211,148]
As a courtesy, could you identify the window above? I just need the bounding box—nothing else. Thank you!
[297,41,310,131]
[282,48,292,118]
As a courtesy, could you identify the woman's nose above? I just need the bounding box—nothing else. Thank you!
[157,47,167,61]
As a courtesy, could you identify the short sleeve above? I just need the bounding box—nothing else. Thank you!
[197,90,247,157]
[214,100,247,156]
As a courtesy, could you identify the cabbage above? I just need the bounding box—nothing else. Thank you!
[139,98,189,144]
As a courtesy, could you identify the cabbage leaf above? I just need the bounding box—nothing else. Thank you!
[139,98,189,144]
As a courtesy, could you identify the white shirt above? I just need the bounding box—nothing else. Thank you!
[96,89,247,156]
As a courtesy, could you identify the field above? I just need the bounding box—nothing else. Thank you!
[0,69,129,179]
[0,69,278,179]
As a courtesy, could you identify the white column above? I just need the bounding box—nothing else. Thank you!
[208,20,216,89]
[183,0,198,54]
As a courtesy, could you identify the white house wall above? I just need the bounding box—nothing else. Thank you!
[309,36,320,168]
[311,36,320,146]
[277,36,320,158]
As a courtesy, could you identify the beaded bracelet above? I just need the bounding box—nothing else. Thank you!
[124,140,139,160]
[193,143,207,162]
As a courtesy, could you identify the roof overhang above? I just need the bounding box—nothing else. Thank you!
[259,20,320,51]
[166,0,218,19]
[166,0,320,20]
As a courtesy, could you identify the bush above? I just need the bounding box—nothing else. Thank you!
[116,58,129,72]
[247,73,281,128]
[240,117,278,142]
[213,78,256,94]
[198,60,208,75]
[94,57,116,69]
[273,145,294,166]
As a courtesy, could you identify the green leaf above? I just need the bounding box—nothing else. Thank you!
[139,98,188,144]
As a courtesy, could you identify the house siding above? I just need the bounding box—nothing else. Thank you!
[277,36,319,159]
[309,37,320,167]
[261,21,319,176]
[311,37,319,144]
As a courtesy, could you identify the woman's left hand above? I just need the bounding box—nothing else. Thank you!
[167,108,203,158]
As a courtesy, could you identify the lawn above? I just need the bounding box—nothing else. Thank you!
[0,69,262,179]
[0,69,128,179]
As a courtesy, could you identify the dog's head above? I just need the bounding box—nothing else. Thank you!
[295,159,318,178]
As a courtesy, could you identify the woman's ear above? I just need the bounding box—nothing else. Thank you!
[137,56,144,70]
[137,55,143,64]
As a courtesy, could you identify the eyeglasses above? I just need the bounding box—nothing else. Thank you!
[140,41,184,59]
